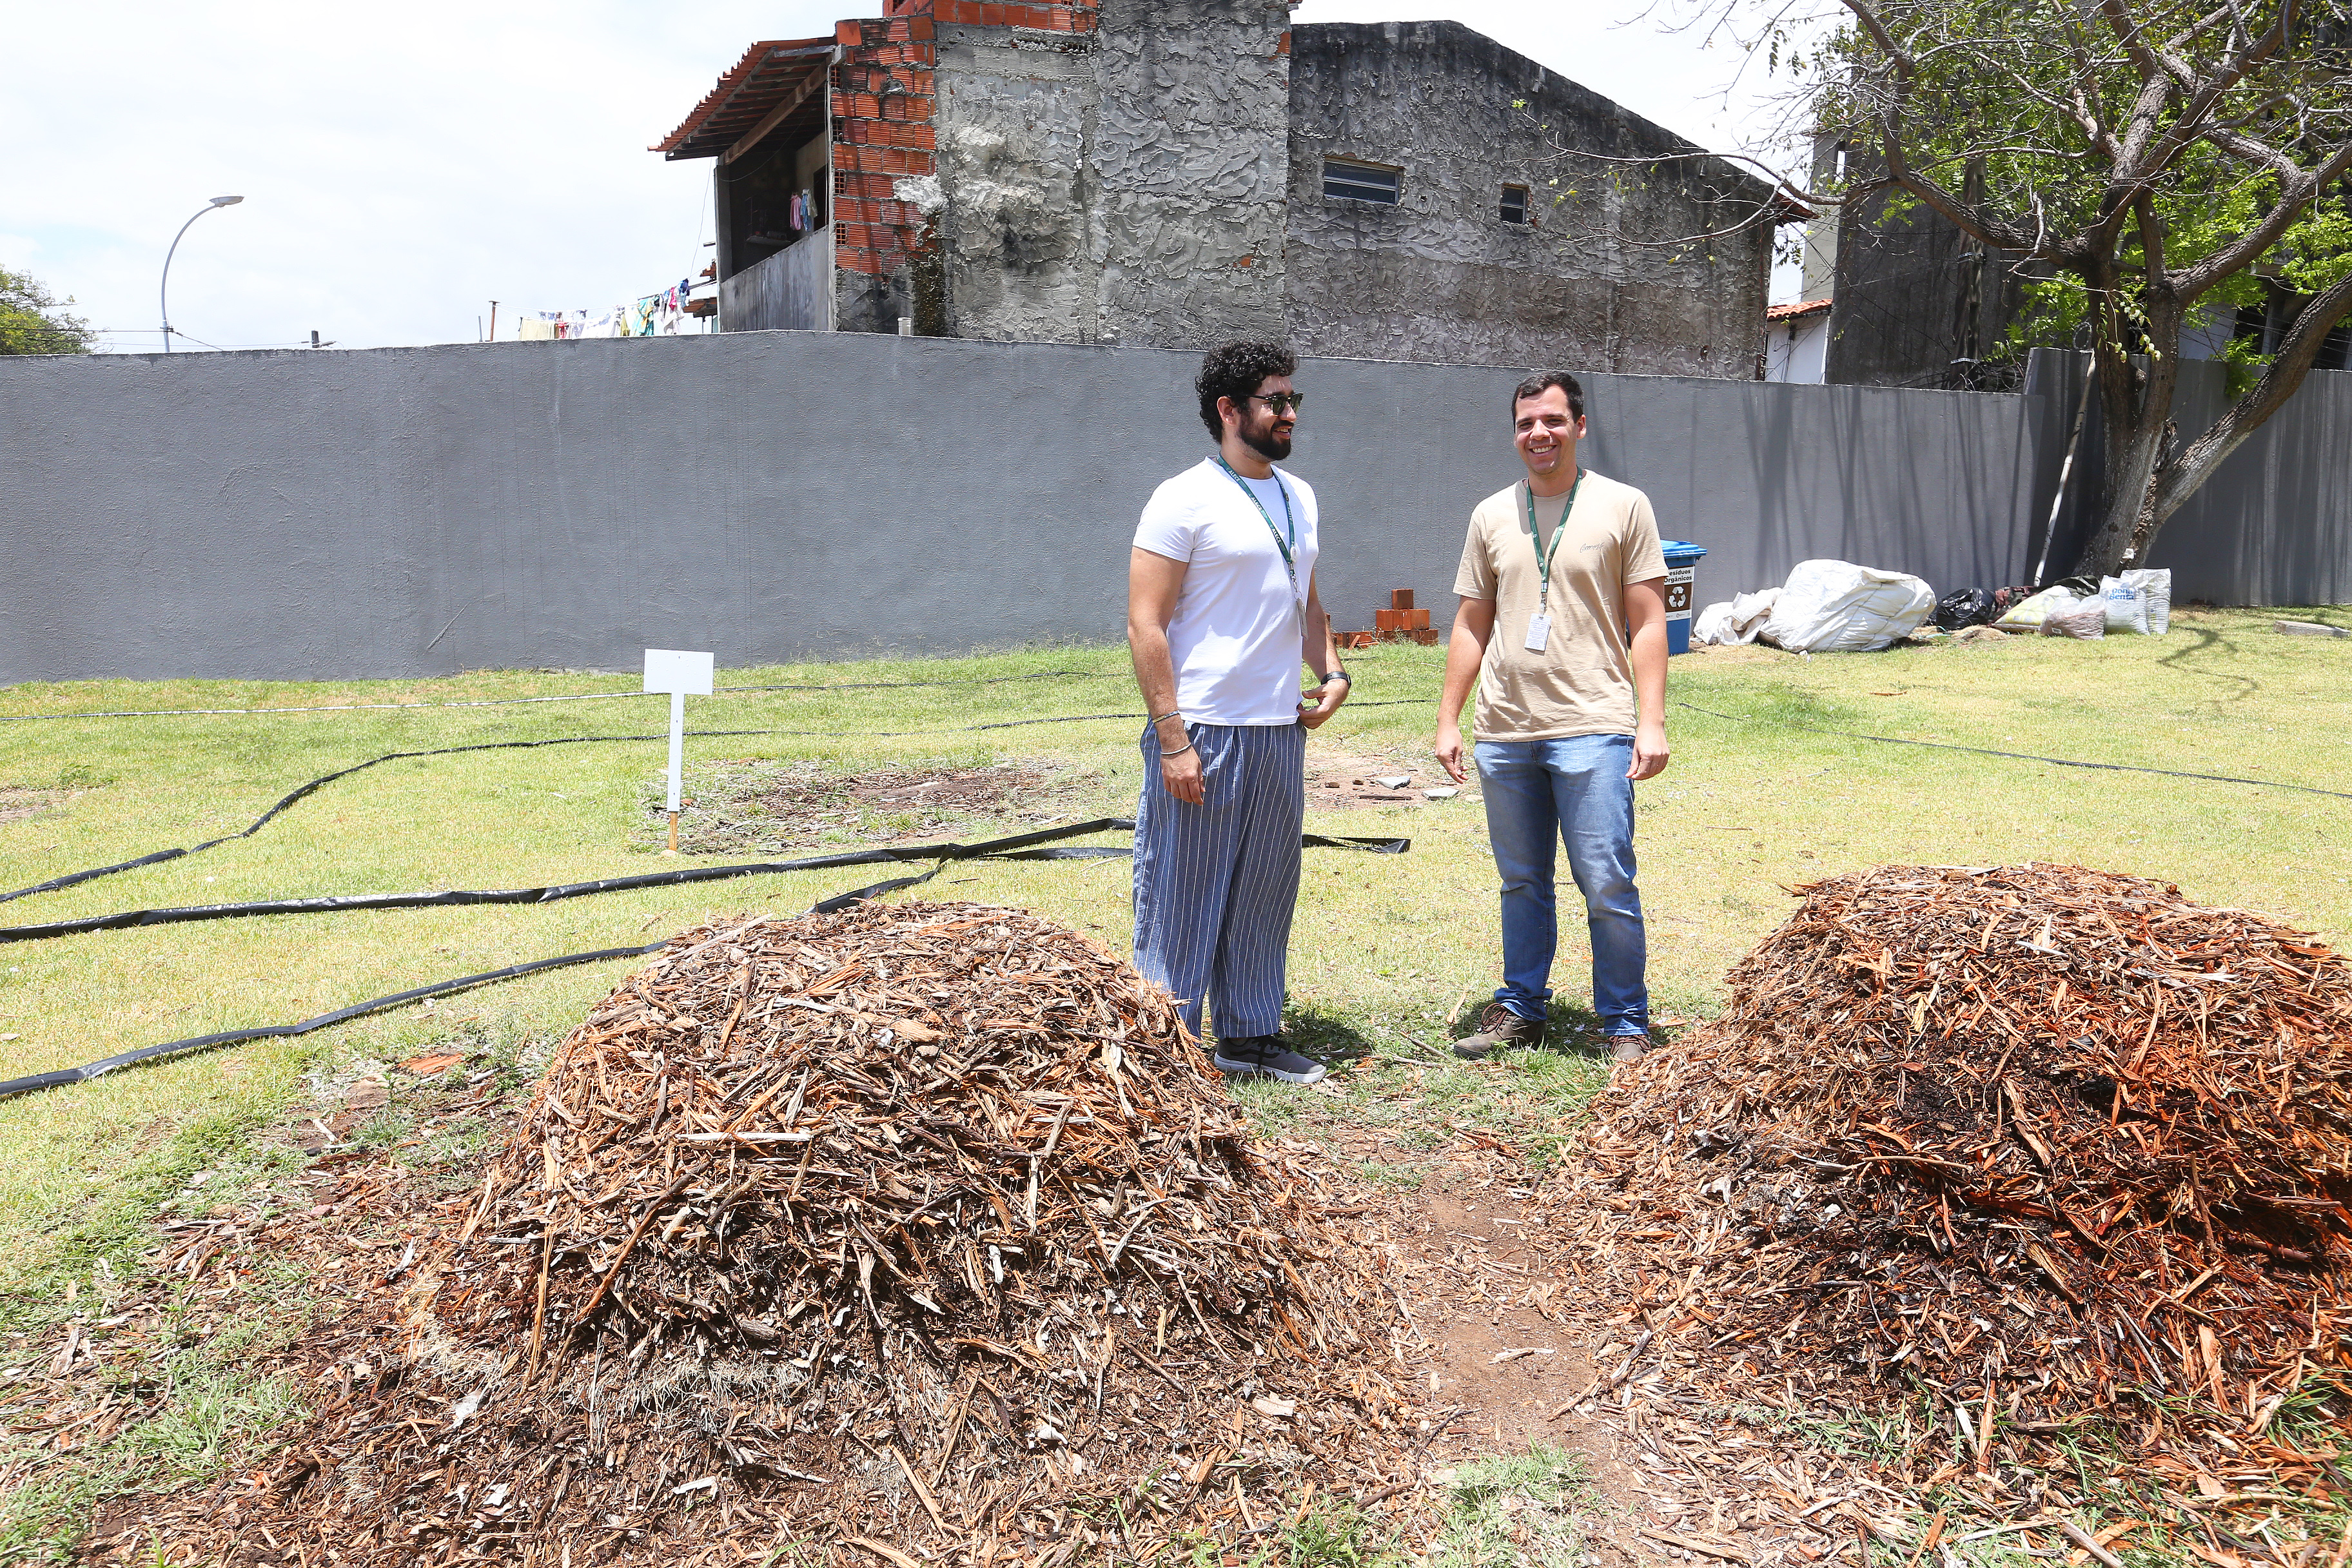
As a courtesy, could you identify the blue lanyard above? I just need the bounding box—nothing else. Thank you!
[1214,457,1302,613]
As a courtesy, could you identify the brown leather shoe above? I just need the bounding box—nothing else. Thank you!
[1453,1004,1544,1059]
[1609,1034,1650,1064]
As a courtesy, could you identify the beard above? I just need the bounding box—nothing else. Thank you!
[1240,418,1293,462]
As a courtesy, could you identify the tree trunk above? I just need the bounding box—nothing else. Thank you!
[2074,273,2352,579]
[2074,287,2184,578]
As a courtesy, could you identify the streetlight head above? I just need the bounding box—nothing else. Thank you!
[210,195,244,206]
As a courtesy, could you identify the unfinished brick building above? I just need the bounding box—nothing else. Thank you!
[654,1,1781,375]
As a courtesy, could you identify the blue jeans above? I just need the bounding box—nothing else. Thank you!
[1475,734,1649,1035]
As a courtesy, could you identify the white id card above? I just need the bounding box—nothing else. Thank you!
[1524,612,1551,652]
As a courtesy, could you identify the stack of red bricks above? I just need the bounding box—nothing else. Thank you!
[1337,589,1438,649]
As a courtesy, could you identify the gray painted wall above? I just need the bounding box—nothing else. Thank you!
[719,232,833,333]
[1,331,2048,683]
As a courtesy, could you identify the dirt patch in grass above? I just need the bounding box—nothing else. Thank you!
[0,787,71,827]
[1306,749,1467,810]
[638,758,1061,852]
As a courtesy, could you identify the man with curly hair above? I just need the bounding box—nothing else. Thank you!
[1126,341,1349,1086]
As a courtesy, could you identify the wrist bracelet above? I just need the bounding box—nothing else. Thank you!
[1161,741,1196,758]
[1150,710,1183,725]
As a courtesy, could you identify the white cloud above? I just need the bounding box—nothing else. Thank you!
[6,1,1803,353]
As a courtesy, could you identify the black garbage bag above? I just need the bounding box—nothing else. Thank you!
[1934,587,1997,630]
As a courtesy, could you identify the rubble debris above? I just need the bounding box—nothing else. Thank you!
[124,903,1414,1565]
[1559,864,2350,1513]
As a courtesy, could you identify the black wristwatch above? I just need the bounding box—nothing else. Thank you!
[1321,669,1351,686]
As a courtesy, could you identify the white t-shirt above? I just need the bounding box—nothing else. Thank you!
[1133,457,1320,726]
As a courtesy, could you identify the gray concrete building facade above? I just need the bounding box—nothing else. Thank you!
[1285,22,1775,375]
[658,2,1781,371]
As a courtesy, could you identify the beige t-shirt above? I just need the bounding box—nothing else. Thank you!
[1452,471,1667,741]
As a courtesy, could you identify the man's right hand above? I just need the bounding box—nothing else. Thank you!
[1434,718,1469,783]
[1161,741,1205,805]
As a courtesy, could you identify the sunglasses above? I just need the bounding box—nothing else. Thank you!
[1246,392,1306,415]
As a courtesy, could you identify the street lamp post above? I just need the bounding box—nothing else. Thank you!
[159,195,244,353]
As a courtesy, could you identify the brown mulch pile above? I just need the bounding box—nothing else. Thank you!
[1553,865,2351,1544]
[120,903,1416,1566]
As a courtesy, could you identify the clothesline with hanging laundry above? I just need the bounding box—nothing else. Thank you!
[513,278,705,340]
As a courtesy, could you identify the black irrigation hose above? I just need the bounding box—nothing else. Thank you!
[0,669,1126,724]
[0,702,1437,908]
[0,729,772,907]
[0,945,664,1101]
[0,818,1409,946]
[0,819,1409,1101]
[1673,700,2352,803]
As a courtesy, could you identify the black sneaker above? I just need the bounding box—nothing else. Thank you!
[1211,1036,1328,1085]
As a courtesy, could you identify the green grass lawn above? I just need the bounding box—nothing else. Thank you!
[2,608,2349,1556]
[4,608,2349,1279]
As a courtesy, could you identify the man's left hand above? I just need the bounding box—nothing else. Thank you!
[1298,678,1348,730]
[1628,721,1670,780]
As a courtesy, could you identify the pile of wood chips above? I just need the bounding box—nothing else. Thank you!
[150,903,1416,1566]
[1562,865,2350,1507]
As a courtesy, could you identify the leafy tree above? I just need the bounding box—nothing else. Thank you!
[1768,0,2352,575]
[1,268,99,356]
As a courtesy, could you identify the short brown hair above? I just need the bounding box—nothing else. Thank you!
[1512,370,1584,420]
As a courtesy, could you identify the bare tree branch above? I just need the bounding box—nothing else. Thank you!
[2154,268,2352,529]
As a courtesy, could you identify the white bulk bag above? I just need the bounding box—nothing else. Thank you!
[1761,560,1936,652]
[2122,568,2172,634]
[2099,576,2152,635]
[1694,589,1779,646]
[1994,585,2076,631]
[2042,598,2109,639]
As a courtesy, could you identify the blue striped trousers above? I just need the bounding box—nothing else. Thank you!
[1132,721,1306,1044]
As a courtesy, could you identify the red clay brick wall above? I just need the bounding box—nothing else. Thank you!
[834,3,1101,303]
[885,1,1099,28]
[831,15,939,281]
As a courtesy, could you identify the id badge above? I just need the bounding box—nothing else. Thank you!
[1524,612,1551,652]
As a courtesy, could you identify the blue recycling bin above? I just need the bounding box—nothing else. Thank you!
[1661,540,1707,654]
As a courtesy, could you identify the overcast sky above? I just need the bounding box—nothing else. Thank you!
[2,1,1799,355]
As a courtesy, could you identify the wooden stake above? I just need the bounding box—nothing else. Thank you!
[667,810,679,854]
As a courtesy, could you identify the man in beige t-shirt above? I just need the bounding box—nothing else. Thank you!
[1434,370,1670,1063]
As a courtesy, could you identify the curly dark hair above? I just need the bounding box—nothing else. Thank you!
[1512,369,1585,420]
[1195,341,1298,440]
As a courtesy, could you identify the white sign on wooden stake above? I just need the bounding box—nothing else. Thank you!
[644,650,715,850]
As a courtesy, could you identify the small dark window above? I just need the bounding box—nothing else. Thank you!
[1501,184,1530,224]
[1323,158,1401,204]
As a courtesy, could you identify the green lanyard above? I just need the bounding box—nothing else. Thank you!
[1214,456,1304,616]
[1521,469,1584,611]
